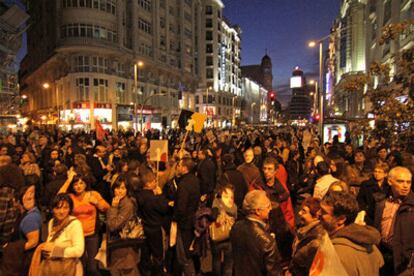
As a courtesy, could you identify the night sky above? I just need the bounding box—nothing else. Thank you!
[223,0,340,106]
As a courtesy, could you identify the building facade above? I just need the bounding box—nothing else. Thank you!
[330,0,414,119]
[288,67,312,120]
[20,0,240,130]
[0,2,28,116]
[194,0,242,127]
[241,77,268,124]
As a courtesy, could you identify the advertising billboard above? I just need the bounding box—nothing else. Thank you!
[323,123,347,144]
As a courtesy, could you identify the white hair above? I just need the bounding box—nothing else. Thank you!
[242,190,269,215]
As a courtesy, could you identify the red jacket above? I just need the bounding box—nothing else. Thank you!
[275,164,295,230]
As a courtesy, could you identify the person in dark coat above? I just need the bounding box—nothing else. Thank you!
[88,145,110,200]
[137,170,170,275]
[230,190,283,276]
[237,148,264,190]
[221,153,248,211]
[197,148,217,200]
[373,166,414,275]
[173,157,201,276]
[43,164,68,207]
[357,163,390,226]
[289,197,325,276]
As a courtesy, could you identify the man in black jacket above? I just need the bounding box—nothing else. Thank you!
[173,157,200,276]
[230,190,283,276]
[197,148,216,201]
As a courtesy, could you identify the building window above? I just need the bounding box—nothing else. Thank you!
[206,56,213,66]
[116,82,126,104]
[93,78,109,102]
[184,11,192,22]
[138,18,152,34]
[206,44,213,53]
[138,0,151,11]
[61,23,117,43]
[159,0,165,8]
[206,68,213,78]
[195,95,199,104]
[184,0,192,6]
[384,0,391,23]
[63,0,116,14]
[160,17,165,28]
[206,18,212,28]
[160,35,166,47]
[138,42,153,57]
[205,5,212,15]
[76,78,90,102]
[184,28,192,39]
[206,31,213,40]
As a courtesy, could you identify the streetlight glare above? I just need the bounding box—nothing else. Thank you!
[137,61,144,67]
[22,94,28,99]
[43,83,50,89]
[308,41,316,48]
[309,80,315,85]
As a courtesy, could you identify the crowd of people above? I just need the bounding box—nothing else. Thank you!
[0,124,413,276]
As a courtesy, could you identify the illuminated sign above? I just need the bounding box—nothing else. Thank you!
[323,124,347,144]
[290,76,303,88]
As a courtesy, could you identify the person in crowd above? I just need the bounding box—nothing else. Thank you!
[107,177,141,276]
[237,148,263,190]
[370,145,389,169]
[20,152,41,177]
[29,194,85,276]
[197,148,217,203]
[88,145,111,201]
[221,153,248,213]
[344,144,355,165]
[285,149,303,197]
[357,163,390,226]
[36,135,52,170]
[211,183,237,276]
[230,190,283,276]
[0,184,42,275]
[43,164,68,207]
[328,180,350,194]
[172,157,200,276]
[58,169,110,276]
[289,197,325,276]
[347,149,372,195]
[373,166,414,275]
[320,191,384,276]
[137,171,170,275]
[313,161,339,199]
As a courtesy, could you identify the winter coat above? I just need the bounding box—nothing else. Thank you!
[222,164,248,210]
[197,157,217,195]
[289,221,325,276]
[237,162,264,190]
[357,177,389,226]
[230,217,283,276]
[331,223,384,276]
[392,192,414,275]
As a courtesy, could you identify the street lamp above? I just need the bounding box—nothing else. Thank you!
[21,94,27,100]
[308,38,326,139]
[43,82,60,125]
[134,61,144,95]
[250,102,256,124]
[309,80,318,115]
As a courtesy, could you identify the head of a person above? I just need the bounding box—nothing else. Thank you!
[39,136,48,146]
[139,142,148,154]
[313,155,325,167]
[0,164,25,190]
[116,159,129,174]
[54,163,68,177]
[7,134,16,145]
[242,190,272,222]
[328,180,350,193]
[221,153,235,170]
[316,161,330,177]
[68,174,93,195]
[52,193,74,223]
[354,149,366,164]
[197,149,208,160]
[112,176,133,200]
[262,157,278,182]
[377,146,388,161]
[345,144,353,155]
[0,146,8,156]
[0,155,11,167]
[142,170,157,190]
[19,184,36,211]
[320,191,359,234]
[216,182,235,207]
[388,166,412,198]
[177,157,195,176]
[21,152,35,164]
[299,197,321,226]
[253,146,262,156]
[243,148,254,164]
[127,159,140,174]
[373,163,389,182]
[96,145,106,158]
[50,150,60,160]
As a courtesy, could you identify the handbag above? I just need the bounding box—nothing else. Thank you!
[210,211,235,242]
[107,215,145,250]
[38,258,78,276]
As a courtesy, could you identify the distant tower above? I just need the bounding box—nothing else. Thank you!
[261,51,273,92]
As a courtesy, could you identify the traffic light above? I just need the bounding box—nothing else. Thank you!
[270,92,275,101]
[313,113,320,123]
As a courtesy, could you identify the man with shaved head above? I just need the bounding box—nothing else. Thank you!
[374,166,414,275]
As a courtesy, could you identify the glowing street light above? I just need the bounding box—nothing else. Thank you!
[308,41,317,48]
[42,83,50,89]
[21,94,27,100]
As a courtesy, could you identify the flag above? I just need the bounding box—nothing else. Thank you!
[178,109,207,133]
[309,233,348,276]
[149,140,168,162]
[95,120,105,141]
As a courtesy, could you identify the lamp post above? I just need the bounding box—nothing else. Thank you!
[250,102,256,124]
[232,95,238,127]
[43,82,60,126]
[309,80,318,115]
[134,61,144,94]
[308,39,325,139]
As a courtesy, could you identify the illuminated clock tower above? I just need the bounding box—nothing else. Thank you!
[261,53,273,92]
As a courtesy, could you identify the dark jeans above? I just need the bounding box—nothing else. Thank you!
[176,229,195,276]
[82,233,101,276]
[141,226,165,274]
[212,241,233,276]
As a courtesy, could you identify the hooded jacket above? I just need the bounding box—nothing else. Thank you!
[331,223,384,276]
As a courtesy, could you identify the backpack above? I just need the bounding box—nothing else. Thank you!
[209,210,235,242]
